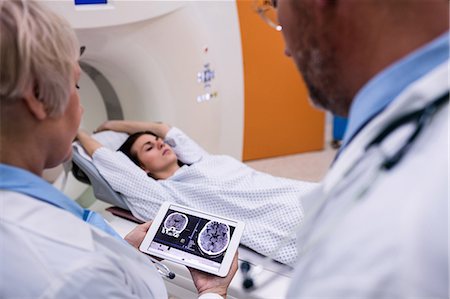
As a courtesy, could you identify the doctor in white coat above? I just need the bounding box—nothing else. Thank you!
[0,1,236,298]
[267,0,448,298]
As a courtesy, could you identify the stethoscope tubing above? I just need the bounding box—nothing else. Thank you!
[242,91,449,290]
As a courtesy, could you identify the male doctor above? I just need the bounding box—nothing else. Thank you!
[271,0,448,297]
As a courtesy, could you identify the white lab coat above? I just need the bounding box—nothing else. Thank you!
[287,62,448,297]
[0,191,168,299]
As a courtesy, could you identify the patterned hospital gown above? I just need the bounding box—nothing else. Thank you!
[92,127,317,265]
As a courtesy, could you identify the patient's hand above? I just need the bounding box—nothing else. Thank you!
[95,120,117,133]
[124,221,152,249]
[76,130,103,157]
[189,252,238,298]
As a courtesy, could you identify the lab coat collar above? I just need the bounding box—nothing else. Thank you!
[0,164,86,214]
[299,62,448,254]
[0,163,122,240]
[1,190,96,252]
[324,61,449,194]
[343,31,449,150]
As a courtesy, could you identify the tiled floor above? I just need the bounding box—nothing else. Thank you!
[244,144,337,183]
[244,120,338,183]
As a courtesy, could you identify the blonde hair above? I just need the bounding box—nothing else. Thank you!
[0,0,79,117]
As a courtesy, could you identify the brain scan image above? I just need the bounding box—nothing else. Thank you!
[198,221,230,256]
[162,212,188,238]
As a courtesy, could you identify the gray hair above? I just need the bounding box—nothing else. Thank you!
[0,0,79,117]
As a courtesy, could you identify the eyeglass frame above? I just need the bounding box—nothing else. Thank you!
[252,0,282,32]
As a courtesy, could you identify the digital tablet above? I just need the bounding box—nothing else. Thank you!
[139,202,245,277]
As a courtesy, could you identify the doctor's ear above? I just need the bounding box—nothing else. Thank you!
[22,83,47,120]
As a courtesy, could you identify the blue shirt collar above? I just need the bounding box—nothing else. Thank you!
[342,31,449,149]
[0,163,123,240]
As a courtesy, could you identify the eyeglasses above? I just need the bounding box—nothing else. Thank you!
[253,0,282,32]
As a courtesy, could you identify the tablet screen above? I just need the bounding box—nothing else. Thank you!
[143,206,237,273]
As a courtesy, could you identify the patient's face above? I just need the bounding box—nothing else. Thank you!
[131,134,178,178]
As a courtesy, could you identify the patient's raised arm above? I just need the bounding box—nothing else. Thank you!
[95,120,170,138]
[76,130,103,157]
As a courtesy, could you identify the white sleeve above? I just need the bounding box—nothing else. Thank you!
[39,255,166,299]
[164,127,209,164]
[92,147,169,220]
[198,293,224,299]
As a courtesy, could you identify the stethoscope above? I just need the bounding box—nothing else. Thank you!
[240,91,449,290]
[146,256,176,280]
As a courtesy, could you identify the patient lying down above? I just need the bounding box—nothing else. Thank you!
[76,120,317,265]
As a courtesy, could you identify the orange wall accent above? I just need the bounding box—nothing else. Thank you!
[236,0,325,161]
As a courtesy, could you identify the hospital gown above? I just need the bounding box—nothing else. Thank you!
[92,127,317,265]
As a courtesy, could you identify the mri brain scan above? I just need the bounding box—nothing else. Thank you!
[198,221,230,256]
[163,212,188,238]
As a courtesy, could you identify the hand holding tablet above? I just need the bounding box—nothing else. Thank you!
[139,202,245,277]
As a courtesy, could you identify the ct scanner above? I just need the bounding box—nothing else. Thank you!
[42,1,293,298]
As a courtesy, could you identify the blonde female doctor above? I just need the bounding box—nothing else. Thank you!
[0,1,236,298]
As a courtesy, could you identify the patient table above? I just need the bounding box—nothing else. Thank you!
[71,132,292,299]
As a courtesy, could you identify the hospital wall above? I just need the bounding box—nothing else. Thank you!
[237,1,326,161]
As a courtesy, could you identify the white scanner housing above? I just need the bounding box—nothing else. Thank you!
[43,0,244,200]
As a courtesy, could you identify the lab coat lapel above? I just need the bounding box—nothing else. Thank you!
[324,62,448,195]
[2,191,96,252]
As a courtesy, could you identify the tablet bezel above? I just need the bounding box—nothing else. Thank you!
[139,202,245,277]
